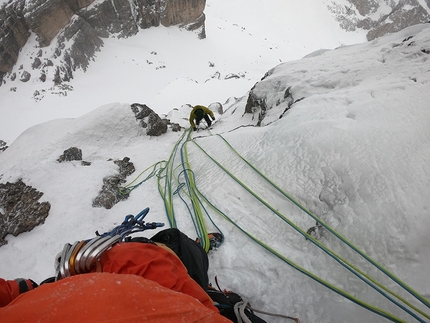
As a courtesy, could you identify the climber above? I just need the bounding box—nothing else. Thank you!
[189,105,215,131]
[0,228,232,323]
[0,278,38,307]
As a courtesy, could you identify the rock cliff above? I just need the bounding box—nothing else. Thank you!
[0,2,30,78]
[0,0,206,85]
[1,0,428,87]
[0,179,51,246]
[328,0,430,40]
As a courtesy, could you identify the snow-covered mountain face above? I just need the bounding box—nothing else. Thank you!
[0,19,430,323]
[1,0,429,146]
[1,0,430,322]
[0,0,206,87]
[1,0,428,91]
[327,0,430,40]
[0,0,368,145]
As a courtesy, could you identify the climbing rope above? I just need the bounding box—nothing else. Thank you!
[119,127,429,322]
[186,135,429,323]
[120,128,223,252]
[191,182,410,323]
[119,161,166,195]
[175,167,225,252]
[213,134,430,312]
[179,130,211,251]
[156,130,190,227]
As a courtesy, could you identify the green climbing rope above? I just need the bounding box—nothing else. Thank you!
[187,136,429,322]
[214,134,430,311]
[156,129,190,227]
[119,161,166,195]
[120,127,429,322]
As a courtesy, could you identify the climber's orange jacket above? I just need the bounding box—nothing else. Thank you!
[0,278,35,307]
[0,242,232,323]
[189,105,215,128]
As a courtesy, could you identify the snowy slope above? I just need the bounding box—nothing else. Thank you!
[0,0,366,144]
[1,0,430,322]
[1,22,430,322]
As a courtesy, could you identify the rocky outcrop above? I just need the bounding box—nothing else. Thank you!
[53,16,104,83]
[208,102,224,115]
[131,103,168,136]
[92,157,135,209]
[57,146,91,165]
[64,0,94,12]
[162,0,204,26]
[328,0,430,40]
[0,140,8,152]
[57,147,83,162]
[78,0,206,38]
[244,84,270,127]
[0,179,51,246]
[24,0,74,47]
[0,2,30,83]
[146,113,169,136]
[161,0,206,38]
[366,0,430,40]
[0,0,206,85]
[244,70,304,126]
[79,0,139,38]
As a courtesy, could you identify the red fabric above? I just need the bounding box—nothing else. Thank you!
[0,279,33,307]
[0,279,20,307]
[0,273,232,323]
[98,242,217,312]
[0,243,232,322]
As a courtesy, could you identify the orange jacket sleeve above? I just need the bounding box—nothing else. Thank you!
[0,273,233,323]
[0,278,34,307]
[99,242,218,312]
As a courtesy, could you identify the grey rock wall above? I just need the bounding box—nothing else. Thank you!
[0,0,206,85]
[328,0,430,40]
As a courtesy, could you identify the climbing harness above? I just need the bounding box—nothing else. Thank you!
[55,208,163,281]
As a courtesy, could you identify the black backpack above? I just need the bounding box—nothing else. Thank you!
[149,228,209,290]
[147,230,267,323]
